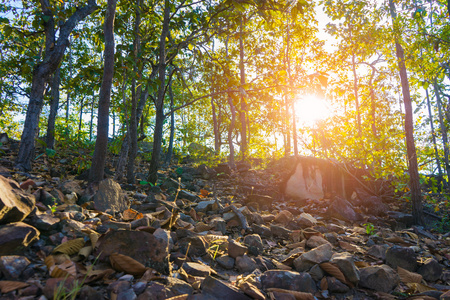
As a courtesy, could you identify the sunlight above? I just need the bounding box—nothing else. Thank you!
[294,95,331,126]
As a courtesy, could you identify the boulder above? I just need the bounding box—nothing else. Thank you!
[417,258,443,282]
[0,175,35,224]
[0,222,40,255]
[284,160,324,200]
[94,178,129,213]
[359,264,399,293]
[385,245,418,272]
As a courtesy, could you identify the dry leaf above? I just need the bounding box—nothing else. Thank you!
[406,282,437,293]
[90,232,100,248]
[110,253,147,276]
[339,241,361,252]
[397,266,422,284]
[0,281,29,293]
[385,236,406,244]
[320,262,352,287]
[78,246,93,258]
[122,208,144,221]
[45,256,77,278]
[195,222,212,232]
[265,288,315,300]
[200,189,209,196]
[320,277,328,290]
[53,238,85,255]
[354,261,370,268]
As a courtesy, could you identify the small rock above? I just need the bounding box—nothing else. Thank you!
[0,175,36,224]
[178,190,199,201]
[0,222,40,255]
[79,286,103,300]
[236,255,258,273]
[43,277,76,299]
[243,234,264,255]
[58,180,83,197]
[239,281,265,300]
[216,255,235,270]
[359,264,399,293]
[270,224,292,239]
[385,245,418,271]
[309,264,325,281]
[228,239,248,258]
[201,275,251,300]
[274,210,293,225]
[327,276,350,293]
[182,262,211,277]
[0,255,31,279]
[330,252,360,285]
[418,258,443,282]
[327,196,361,222]
[103,220,132,231]
[196,200,218,212]
[441,290,450,300]
[367,244,388,260]
[260,270,317,293]
[324,232,338,245]
[245,194,273,208]
[29,213,60,231]
[252,224,272,238]
[296,213,317,228]
[20,179,36,190]
[306,235,330,248]
[294,243,332,272]
[94,178,129,213]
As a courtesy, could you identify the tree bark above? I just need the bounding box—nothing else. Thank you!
[351,50,362,137]
[425,88,444,186]
[46,65,60,149]
[239,16,247,160]
[165,77,175,165]
[147,0,170,184]
[433,81,450,181]
[16,0,97,171]
[89,0,117,183]
[389,0,423,225]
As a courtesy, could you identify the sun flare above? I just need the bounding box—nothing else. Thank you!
[294,95,331,126]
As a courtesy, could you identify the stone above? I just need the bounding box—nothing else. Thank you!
[270,224,292,239]
[360,195,389,216]
[0,255,31,280]
[94,230,169,274]
[285,160,324,200]
[196,200,218,212]
[138,277,193,299]
[245,194,274,208]
[243,234,264,255]
[359,264,399,293]
[294,243,332,272]
[43,277,77,299]
[260,270,317,293]
[178,190,199,201]
[324,232,338,245]
[179,236,208,257]
[297,213,317,228]
[367,244,388,260]
[252,224,272,238]
[29,212,60,231]
[387,211,414,228]
[79,286,103,300]
[20,179,36,190]
[0,222,40,255]
[306,235,330,249]
[330,252,360,285]
[239,281,265,300]
[327,277,350,293]
[94,178,129,213]
[309,264,325,281]
[441,290,450,300]
[201,275,251,300]
[274,210,293,225]
[417,258,443,282]
[216,255,235,270]
[0,175,36,224]
[327,196,361,222]
[228,239,248,258]
[58,180,83,197]
[182,262,211,277]
[385,245,418,272]
[236,255,258,273]
[103,220,132,231]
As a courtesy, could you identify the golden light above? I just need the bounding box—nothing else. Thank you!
[294,95,331,126]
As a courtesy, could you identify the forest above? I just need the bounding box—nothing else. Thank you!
[0,0,450,298]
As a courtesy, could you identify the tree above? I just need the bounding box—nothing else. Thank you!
[89,0,118,183]
[15,0,98,171]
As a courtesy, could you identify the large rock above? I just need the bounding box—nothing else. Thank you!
[417,258,443,282]
[359,265,399,293]
[0,175,35,224]
[94,178,129,213]
[94,230,169,274]
[385,245,418,272]
[0,222,40,255]
[260,270,317,293]
[285,160,324,200]
[201,276,251,300]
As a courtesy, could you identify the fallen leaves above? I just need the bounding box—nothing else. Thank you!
[109,253,148,276]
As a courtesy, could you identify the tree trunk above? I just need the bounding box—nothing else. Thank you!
[368,67,378,136]
[425,88,444,186]
[286,16,297,156]
[126,0,142,184]
[239,16,247,160]
[89,92,94,141]
[147,0,170,184]
[433,80,450,181]
[46,65,60,149]
[351,50,362,137]
[165,78,175,165]
[15,0,97,171]
[66,42,72,123]
[389,0,423,225]
[89,0,117,183]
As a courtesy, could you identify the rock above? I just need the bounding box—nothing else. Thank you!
[228,239,248,258]
[324,232,338,245]
[330,252,360,285]
[58,180,83,197]
[360,195,389,216]
[306,235,330,248]
[274,210,293,225]
[260,270,317,293]
[182,262,211,277]
[236,255,258,273]
[196,200,218,212]
[252,224,272,238]
[387,211,414,228]
[239,281,265,299]
[385,245,418,272]
[245,194,274,208]
[94,178,129,213]
[327,196,361,222]
[297,213,317,228]
[359,264,399,293]
[201,275,251,300]
[243,234,264,255]
[0,175,35,224]
[309,264,325,281]
[0,222,40,255]
[161,178,183,190]
[441,290,450,300]
[179,236,208,257]
[197,164,217,180]
[284,160,324,200]
[20,179,36,190]
[270,224,292,239]
[43,277,77,299]
[103,220,132,231]
[29,212,60,231]
[216,255,235,270]
[0,255,31,280]
[79,286,103,300]
[418,258,443,282]
[294,243,332,272]
[214,163,232,175]
[327,277,350,293]
[367,244,388,260]
[178,190,199,201]
[94,230,169,274]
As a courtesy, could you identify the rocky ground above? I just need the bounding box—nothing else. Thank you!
[0,142,449,299]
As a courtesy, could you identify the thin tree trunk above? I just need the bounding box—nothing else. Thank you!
[351,50,362,136]
[433,80,450,180]
[286,16,297,156]
[239,16,247,160]
[225,37,236,169]
[89,91,94,141]
[389,0,423,225]
[89,0,117,183]
[425,88,444,186]
[66,42,72,123]
[368,66,377,136]
[148,0,170,184]
[165,77,175,165]
[46,65,60,149]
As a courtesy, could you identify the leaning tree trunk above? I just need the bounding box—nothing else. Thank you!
[46,65,60,149]
[16,0,97,171]
[389,0,423,225]
[147,0,170,184]
[89,0,117,183]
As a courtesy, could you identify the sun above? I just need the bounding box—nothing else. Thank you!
[294,95,331,126]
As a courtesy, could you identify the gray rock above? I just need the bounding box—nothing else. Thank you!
[252,224,272,238]
[386,245,418,271]
[327,196,361,222]
[0,175,35,224]
[228,239,248,258]
[327,277,350,293]
[270,224,292,239]
[94,178,129,213]
[260,270,317,293]
[236,255,258,273]
[309,264,325,281]
[182,262,212,277]
[417,258,443,282]
[216,255,235,270]
[58,180,83,197]
[243,234,264,255]
[330,252,360,285]
[0,222,40,255]
[29,212,60,231]
[201,276,251,300]
[306,235,330,248]
[367,244,388,260]
[196,200,218,212]
[297,213,317,228]
[0,255,31,280]
[178,190,199,201]
[359,264,399,293]
[294,243,332,272]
